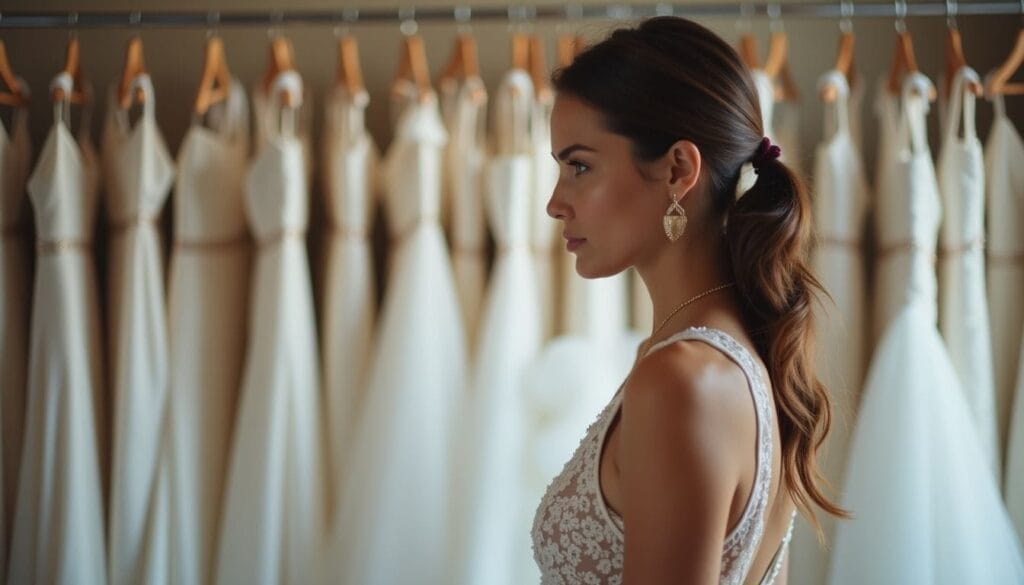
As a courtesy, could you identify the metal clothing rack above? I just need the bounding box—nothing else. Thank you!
[0,1,1021,29]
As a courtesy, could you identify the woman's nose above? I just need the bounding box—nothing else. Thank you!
[546,185,572,221]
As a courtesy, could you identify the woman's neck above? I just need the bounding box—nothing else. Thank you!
[635,229,736,347]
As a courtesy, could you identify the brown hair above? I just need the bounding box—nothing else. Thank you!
[552,16,849,537]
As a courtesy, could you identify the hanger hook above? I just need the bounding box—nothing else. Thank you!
[454,5,472,35]
[894,0,907,34]
[839,0,854,33]
[333,7,358,38]
[768,2,783,33]
[206,11,220,39]
[736,2,754,33]
[129,10,142,27]
[945,0,958,30]
[268,10,284,39]
[68,11,79,40]
[399,6,418,36]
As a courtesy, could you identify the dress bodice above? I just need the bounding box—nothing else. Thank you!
[875,73,942,317]
[323,85,376,234]
[245,74,309,240]
[381,93,448,239]
[175,81,249,242]
[101,74,174,226]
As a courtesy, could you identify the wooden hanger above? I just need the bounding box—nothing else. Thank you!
[439,33,479,84]
[193,35,231,115]
[763,31,787,78]
[118,36,147,109]
[941,27,982,98]
[51,36,90,105]
[511,33,530,70]
[763,30,799,102]
[821,31,856,102]
[530,35,552,102]
[988,28,1024,96]
[738,33,760,70]
[0,40,28,107]
[336,35,365,95]
[574,34,586,56]
[887,29,936,100]
[262,35,296,107]
[392,34,432,101]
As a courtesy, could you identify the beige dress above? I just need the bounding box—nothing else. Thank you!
[10,82,107,585]
[101,73,176,585]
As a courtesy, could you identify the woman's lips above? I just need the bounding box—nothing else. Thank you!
[565,236,586,252]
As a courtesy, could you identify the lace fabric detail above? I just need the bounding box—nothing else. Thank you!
[531,327,779,585]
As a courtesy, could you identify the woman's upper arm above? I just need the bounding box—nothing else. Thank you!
[619,346,740,585]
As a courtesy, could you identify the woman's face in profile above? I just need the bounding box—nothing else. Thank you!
[547,93,665,279]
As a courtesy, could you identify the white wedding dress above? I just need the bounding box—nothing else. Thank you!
[791,69,869,585]
[329,89,466,585]
[828,72,1024,585]
[0,86,30,574]
[320,84,379,517]
[214,72,325,585]
[988,90,1024,539]
[987,87,1024,479]
[440,76,488,350]
[936,67,997,473]
[101,73,176,585]
[459,68,544,585]
[9,78,107,585]
[165,80,250,585]
[531,87,560,342]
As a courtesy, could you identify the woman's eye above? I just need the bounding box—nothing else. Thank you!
[569,161,590,176]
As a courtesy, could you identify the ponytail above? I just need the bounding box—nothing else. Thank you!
[726,156,851,540]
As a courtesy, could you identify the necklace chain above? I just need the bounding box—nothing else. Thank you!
[640,282,737,357]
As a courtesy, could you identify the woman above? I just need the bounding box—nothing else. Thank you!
[531,17,847,585]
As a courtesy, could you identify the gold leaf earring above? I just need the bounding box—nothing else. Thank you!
[663,193,687,242]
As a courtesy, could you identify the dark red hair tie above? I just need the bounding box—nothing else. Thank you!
[751,136,782,173]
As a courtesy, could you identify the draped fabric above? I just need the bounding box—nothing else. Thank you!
[440,76,488,350]
[531,88,559,342]
[0,94,31,574]
[214,75,325,584]
[9,94,107,585]
[320,84,378,515]
[870,82,903,341]
[460,70,544,585]
[988,92,1024,538]
[164,81,250,585]
[986,91,1024,475]
[937,67,998,472]
[101,74,176,585]
[828,73,1024,585]
[330,91,466,585]
[791,70,869,585]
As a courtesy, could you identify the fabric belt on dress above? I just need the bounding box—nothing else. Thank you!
[37,237,93,255]
[257,227,306,249]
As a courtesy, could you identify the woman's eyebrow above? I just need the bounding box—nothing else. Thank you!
[552,144,598,161]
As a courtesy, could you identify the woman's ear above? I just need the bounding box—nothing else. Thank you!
[664,139,702,197]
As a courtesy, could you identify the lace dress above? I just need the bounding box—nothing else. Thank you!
[532,327,794,585]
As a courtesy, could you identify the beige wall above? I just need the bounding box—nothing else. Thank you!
[2,0,1022,182]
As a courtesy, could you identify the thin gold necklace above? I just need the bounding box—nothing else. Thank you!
[639,282,737,358]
